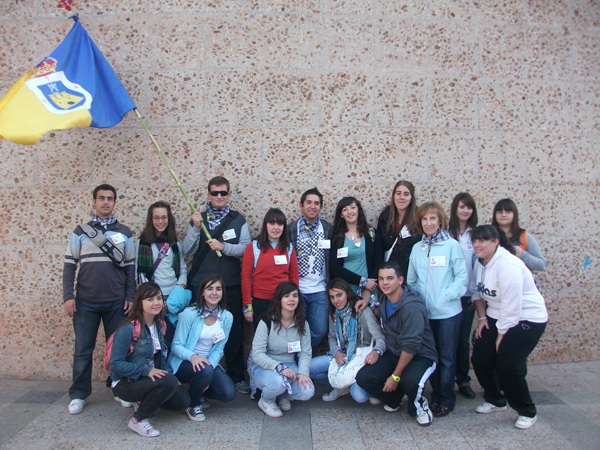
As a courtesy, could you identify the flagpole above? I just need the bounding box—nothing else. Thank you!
[134,108,222,257]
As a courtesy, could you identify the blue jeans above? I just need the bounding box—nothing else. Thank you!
[70,298,126,400]
[429,312,462,409]
[175,360,236,407]
[251,363,315,403]
[302,291,329,348]
[310,355,370,403]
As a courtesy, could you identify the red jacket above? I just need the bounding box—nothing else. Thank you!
[241,242,299,305]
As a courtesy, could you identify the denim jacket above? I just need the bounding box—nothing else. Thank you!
[109,320,170,382]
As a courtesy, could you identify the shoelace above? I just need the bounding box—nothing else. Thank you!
[192,406,203,415]
[137,419,155,434]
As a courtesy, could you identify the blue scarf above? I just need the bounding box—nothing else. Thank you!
[206,203,230,230]
[334,304,358,369]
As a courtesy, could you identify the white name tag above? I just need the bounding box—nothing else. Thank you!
[430,256,446,267]
[337,247,349,258]
[110,233,125,245]
[318,239,331,249]
[222,229,236,241]
[274,255,288,265]
[288,341,301,353]
[401,225,411,239]
[213,329,226,343]
[153,338,161,351]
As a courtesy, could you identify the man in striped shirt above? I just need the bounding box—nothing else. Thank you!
[63,184,135,415]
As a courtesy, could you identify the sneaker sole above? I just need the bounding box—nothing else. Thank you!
[186,411,206,422]
[279,403,291,412]
[475,405,508,414]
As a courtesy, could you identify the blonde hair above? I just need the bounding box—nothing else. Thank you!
[415,201,448,235]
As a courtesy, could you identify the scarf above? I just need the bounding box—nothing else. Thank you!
[206,202,230,230]
[136,239,181,284]
[334,304,358,369]
[92,214,116,229]
[421,229,450,250]
[296,216,325,278]
[200,305,222,322]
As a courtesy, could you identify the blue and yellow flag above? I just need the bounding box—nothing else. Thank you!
[0,16,135,145]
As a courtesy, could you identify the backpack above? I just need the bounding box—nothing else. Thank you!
[103,319,167,371]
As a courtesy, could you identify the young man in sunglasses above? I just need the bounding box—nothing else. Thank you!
[182,176,251,394]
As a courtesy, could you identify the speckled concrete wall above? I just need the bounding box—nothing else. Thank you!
[1,0,599,379]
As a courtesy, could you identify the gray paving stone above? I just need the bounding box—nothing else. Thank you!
[14,390,67,404]
[535,404,600,450]
[259,402,312,450]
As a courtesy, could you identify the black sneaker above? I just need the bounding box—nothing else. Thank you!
[458,385,476,399]
[235,381,251,395]
[186,405,206,422]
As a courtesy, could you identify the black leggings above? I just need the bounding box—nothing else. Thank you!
[472,317,546,418]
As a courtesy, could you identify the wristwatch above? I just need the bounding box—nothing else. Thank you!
[374,349,381,355]
[391,373,400,382]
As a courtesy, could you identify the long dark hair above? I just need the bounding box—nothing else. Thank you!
[332,197,369,248]
[448,193,478,240]
[471,225,515,255]
[117,282,165,331]
[266,281,306,335]
[194,273,228,313]
[326,278,359,322]
[139,201,178,245]
[257,208,290,254]
[385,180,418,236]
[491,198,525,242]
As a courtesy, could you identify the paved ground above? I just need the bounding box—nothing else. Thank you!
[1,361,599,450]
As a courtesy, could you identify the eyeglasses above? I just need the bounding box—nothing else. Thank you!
[210,190,229,197]
[152,216,168,222]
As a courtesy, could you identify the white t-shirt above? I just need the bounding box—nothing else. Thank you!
[193,321,221,357]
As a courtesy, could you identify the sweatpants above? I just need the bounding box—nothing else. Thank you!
[472,317,546,418]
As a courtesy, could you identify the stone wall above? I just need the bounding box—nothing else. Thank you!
[1,0,599,379]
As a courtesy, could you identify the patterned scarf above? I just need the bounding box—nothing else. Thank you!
[200,305,222,322]
[334,304,358,369]
[206,202,230,230]
[421,229,450,250]
[136,239,181,284]
[92,214,116,229]
[296,216,325,278]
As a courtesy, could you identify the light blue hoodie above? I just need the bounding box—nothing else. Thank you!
[407,238,467,320]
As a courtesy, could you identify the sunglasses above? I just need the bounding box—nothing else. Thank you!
[210,190,229,197]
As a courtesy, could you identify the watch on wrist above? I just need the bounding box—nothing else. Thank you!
[391,373,400,382]
[374,349,381,355]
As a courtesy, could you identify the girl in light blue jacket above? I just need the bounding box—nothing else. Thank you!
[407,201,467,418]
[169,274,236,422]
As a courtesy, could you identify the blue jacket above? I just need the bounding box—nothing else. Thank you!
[109,321,169,382]
[168,307,233,374]
[165,285,192,326]
[407,238,467,320]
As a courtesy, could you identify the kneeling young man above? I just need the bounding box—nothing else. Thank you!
[356,261,438,426]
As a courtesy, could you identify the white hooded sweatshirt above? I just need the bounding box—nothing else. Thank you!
[471,246,548,334]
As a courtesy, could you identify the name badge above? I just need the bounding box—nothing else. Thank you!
[110,233,125,245]
[337,247,349,258]
[274,255,288,265]
[288,341,301,353]
[153,339,161,351]
[213,329,226,343]
[222,229,236,241]
[401,225,411,239]
[430,256,446,267]
[318,239,331,249]
[467,244,472,250]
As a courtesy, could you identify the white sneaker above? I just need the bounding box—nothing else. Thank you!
[114,396,133,408]
[68,399,88,414]
[416,397,433,427]
[515,415,537,429]
[322,386,351,402]
[258,397,283,418]
[369,397,381,405]
[383,394,407,412]
[128,418,160,437]
[475,401,508,414]
[278,397,292,411]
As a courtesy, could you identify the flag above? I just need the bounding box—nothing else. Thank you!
[0,16,135,145]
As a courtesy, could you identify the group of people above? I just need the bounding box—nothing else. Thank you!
[62,177,548,437]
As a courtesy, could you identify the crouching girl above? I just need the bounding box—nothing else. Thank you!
[109,282,190,437]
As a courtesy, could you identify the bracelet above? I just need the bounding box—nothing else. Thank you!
[391,373,400,382]
[478,316,487,321]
